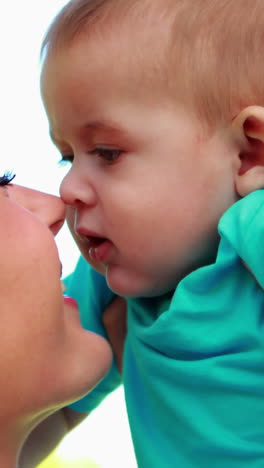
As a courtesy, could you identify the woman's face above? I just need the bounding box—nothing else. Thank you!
[0,180,111,428]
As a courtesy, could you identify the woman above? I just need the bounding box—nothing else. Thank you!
[0,173,112,468]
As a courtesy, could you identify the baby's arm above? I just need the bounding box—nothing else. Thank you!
[66,258,123,413]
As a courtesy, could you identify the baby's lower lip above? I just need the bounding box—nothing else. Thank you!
[89,239,113,263]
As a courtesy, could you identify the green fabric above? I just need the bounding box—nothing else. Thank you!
[68,190,264,467]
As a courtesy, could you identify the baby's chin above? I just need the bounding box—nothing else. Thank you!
[85,258,107,276]
[104,266,173,299]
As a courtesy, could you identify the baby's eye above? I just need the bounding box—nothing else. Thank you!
[58,155,74,167]
[0,171,16,186]
[90,147,122,163]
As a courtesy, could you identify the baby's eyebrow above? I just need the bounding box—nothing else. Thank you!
[85,120,118,131]
[49,120,132,146]
[83,120,131,140]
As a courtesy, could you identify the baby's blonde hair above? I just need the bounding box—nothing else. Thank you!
[42,0,264,129]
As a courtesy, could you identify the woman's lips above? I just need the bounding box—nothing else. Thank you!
[88,239,113,263]
[61,282,79,309]
[63,295,78,309]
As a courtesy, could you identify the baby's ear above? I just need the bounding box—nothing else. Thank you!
[232,106,264,197]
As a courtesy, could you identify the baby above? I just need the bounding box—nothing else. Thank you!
[38,0,264,466]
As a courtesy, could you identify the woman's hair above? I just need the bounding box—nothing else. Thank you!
[41,0,264,129]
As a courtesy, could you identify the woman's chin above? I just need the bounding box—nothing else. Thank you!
[66,333,112,400]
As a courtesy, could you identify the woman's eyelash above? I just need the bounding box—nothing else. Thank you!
[0,171,16,186]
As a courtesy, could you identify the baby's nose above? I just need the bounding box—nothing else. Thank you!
[60,167,97,209]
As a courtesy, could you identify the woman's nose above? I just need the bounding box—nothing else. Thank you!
[11,185,66,235]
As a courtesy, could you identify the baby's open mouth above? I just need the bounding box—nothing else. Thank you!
[75,227,113,264]
[87,236,107,249]
[87,237,113,263]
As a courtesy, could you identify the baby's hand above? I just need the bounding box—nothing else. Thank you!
[103,296,127,373]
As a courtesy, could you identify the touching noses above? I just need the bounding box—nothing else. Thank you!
[60,166,97,208]
[13,186,66,236]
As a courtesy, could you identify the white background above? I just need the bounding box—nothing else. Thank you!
[1,2,136,467]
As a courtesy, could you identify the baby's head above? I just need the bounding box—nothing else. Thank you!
[41,0,264,298]
[42,0,264,129]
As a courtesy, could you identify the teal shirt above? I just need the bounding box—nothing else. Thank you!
[67,190,264,467]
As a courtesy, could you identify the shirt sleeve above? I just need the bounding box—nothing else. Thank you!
[63,256,122,412]
[124,204,264,465]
